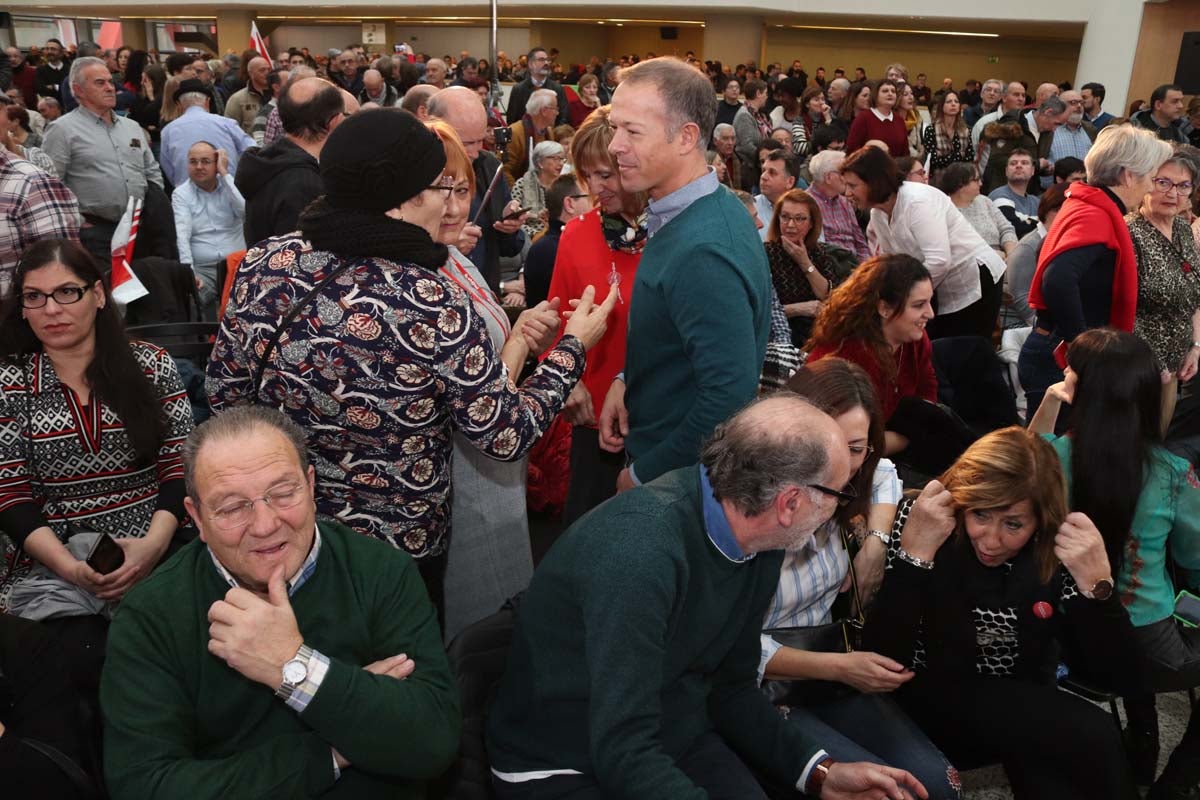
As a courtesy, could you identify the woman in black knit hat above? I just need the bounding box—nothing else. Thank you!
[207,108,616,622]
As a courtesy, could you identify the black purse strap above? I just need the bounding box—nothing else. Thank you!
[840,525,865,629]
[20,737,101,799]
[249,261,355,401]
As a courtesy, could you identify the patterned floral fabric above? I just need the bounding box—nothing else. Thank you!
[206,234,585,559]
[0,343,192,610]
[1128,212,1200,373]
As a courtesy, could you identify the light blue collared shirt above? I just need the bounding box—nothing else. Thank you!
[160,105,255,189]
[645,168,720,238]
[699,465,754,564]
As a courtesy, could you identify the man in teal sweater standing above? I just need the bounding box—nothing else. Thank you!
[598,57,774,492]
[100,407,460,798]
[487,395,927,798]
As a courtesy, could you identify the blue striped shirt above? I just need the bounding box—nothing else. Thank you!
[759,459,902,679]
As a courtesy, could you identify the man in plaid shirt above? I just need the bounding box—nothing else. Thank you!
[806,150,870,261]
[0,147,80,295]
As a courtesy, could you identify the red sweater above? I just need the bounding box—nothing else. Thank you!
[845,110,910,157]
[546,209,641,425]
[807,334,937,420]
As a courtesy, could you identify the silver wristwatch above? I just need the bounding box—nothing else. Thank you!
[275,644,314,699]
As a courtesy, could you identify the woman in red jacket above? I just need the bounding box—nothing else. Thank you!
[806,254,937,456]
[846,79,910,157]
[546,105,648,524]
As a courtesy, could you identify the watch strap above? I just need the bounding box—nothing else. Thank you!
[806,757,835,796]
[275,644,314,700]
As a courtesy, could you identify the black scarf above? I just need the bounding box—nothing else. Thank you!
[299,198,448,271]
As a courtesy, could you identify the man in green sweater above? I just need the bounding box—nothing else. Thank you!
[487,395,927,799]
[100,406,460,799]
[597,56,773,493]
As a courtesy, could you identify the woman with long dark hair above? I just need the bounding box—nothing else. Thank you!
[0,239,192,650]
[1030,328,1200,798]
[760,358,961,799]
[922,91,974,186]
[865,426,1138,800]
[805,254,936,456]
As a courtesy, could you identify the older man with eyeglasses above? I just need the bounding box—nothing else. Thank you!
[100,405,461,800]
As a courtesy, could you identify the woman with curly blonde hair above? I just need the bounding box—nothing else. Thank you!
[805,254,937,456]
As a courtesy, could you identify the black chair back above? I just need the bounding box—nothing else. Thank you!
[126,322,220,361]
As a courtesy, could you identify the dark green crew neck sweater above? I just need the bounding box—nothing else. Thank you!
[486,467,822,797]
[624,186,772,483]
[100,520,460,799]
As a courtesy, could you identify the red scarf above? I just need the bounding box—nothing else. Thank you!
[1027,183,1137,331]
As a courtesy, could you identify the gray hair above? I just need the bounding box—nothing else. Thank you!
[182,406,309,502]
[619,57,717,150]
[68,56,108,90]
[1038,95,1067,115]
[223,52,241,68]
[982,78,1004,92]
[713,123,735,138]
[1085,124,1174,187]
[702,395,831,518]
[1161,148,1200,183]
[177,91,208,108]
[531,138,565,168]
[808,149,846,184]
[526,87,557,116]
[829,77,851,93]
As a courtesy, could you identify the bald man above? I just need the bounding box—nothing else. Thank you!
[236,78,344,245]
[173,141,245,316]
[225,56,271,135]
[400,84,436,119]
[427,86,527,293]
[359,68,398,108]
[423,58,448,89]
[487,395,927,799]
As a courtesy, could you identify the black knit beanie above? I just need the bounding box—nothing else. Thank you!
[319,108,447,214]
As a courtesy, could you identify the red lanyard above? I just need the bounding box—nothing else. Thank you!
[440,256,510,337]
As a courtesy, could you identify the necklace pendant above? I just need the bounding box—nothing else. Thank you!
[1183,261,1193,274]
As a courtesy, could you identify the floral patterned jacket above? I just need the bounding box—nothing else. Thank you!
[206,234,584,558]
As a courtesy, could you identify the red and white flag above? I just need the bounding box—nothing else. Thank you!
[110,197,148,305]
[249,21,271,63]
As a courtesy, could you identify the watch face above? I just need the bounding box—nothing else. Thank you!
[283,658,307,685]
[1091,579,1114,601]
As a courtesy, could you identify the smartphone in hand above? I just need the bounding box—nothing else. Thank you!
[86,533,126,575]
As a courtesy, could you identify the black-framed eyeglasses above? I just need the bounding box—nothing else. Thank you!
[569,193,590,199]
[19,285,90,309]
[808,482,859,507]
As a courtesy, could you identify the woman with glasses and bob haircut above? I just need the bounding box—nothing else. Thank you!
[864,426,1140,800]
[759,357,962,799]
[1030,328,1200,797]
[0,238,193,643]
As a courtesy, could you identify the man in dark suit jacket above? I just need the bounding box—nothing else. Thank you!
[505,47,568,127]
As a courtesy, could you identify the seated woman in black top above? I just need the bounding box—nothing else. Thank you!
[864,426,1139,800]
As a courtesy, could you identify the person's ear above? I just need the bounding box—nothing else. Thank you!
[878,299,895,320]
[678,120,701,154]
[184,496,207,543]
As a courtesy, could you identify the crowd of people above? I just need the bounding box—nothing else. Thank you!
[1,32,1200,800]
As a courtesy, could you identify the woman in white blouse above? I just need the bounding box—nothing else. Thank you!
[841,145,1007,340]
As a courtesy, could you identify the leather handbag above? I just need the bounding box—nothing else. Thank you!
[760,526,865,706]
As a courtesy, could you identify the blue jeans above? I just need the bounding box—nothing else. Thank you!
[1017,328,1064,425]
[784,693,962,799]
[491,731,768,799]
